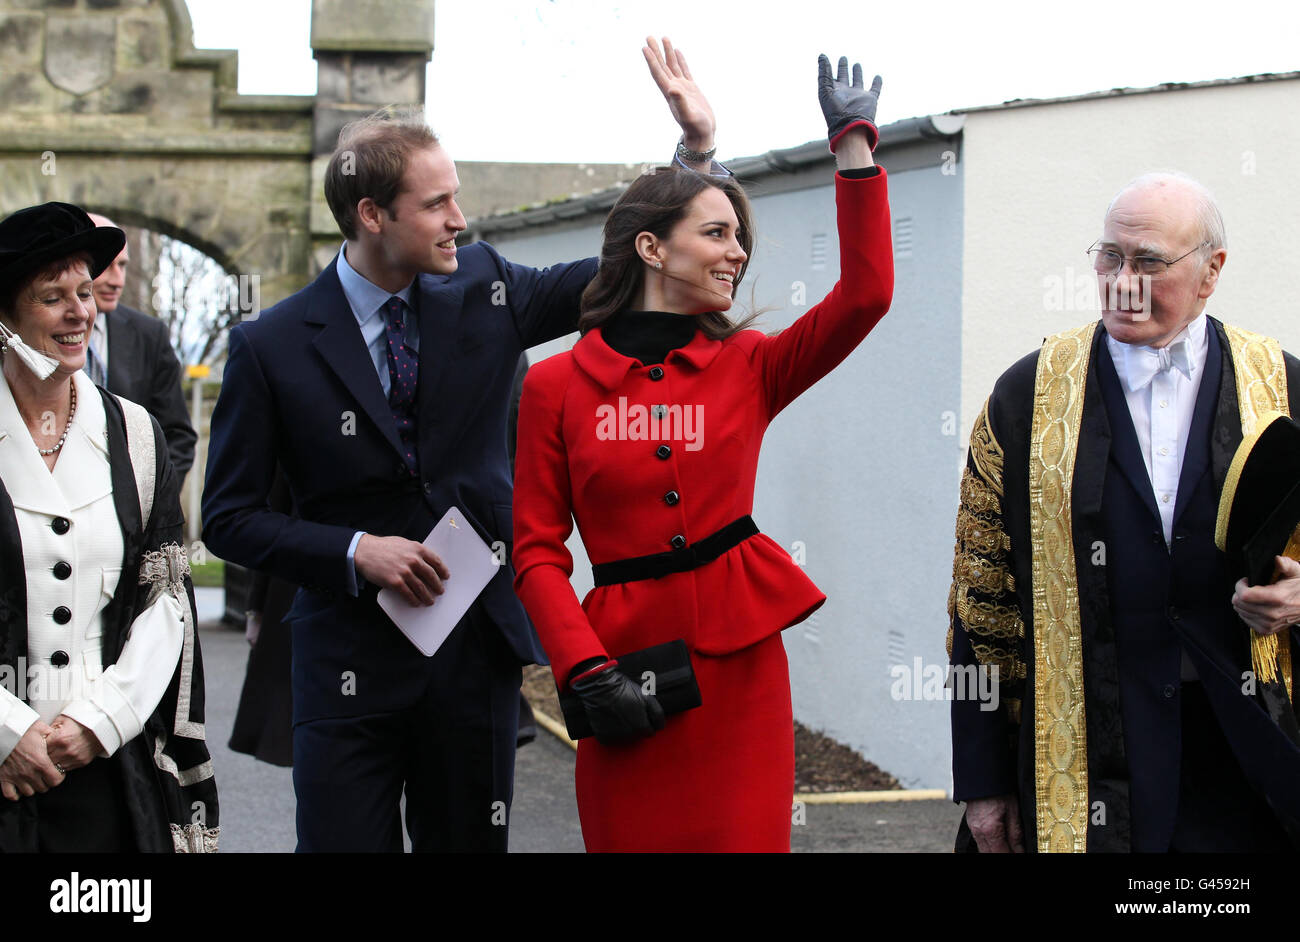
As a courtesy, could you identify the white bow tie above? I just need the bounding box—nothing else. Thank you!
[1124,339,1192,392]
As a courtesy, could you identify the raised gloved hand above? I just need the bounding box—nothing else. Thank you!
[817,54,882,153]
[570,660,666,745]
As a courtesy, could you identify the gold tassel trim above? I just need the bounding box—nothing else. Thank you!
[1253,631,1281,687]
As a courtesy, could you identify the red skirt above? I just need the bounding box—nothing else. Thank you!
[574,633,794,852]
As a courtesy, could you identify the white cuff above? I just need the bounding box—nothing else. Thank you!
[0,688,40,766]
[60,691,127,757]
[346,530,365,596]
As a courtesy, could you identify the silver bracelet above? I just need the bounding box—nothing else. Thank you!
[672,152,732,178]
[676,137,717,164]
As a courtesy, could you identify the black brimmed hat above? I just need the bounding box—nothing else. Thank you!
[1216,411,1300,586]
[0,202,125,300]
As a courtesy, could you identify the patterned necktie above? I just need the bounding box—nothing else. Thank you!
[382,296,420,473]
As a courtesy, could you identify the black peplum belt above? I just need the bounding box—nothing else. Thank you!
[591,516,759,587]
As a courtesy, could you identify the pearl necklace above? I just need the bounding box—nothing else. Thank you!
[37,382,77,456]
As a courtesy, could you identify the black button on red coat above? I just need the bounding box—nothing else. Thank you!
[649,367,664,380]
[670,534,686,550]
[664,491,680,506]
[656,445,671,460]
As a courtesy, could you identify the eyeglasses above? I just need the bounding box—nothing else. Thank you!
[1086,240,1209,277]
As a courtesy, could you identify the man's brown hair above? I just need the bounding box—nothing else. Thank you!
[324,106,439,241]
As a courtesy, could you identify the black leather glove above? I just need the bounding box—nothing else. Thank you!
[570,661,666,745]
[817,54,882,153]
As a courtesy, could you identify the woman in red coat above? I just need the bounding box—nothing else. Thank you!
[512,51,894,852]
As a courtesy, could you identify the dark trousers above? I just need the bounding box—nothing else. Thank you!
[292,608,522,852]
[1169,681,1289,852]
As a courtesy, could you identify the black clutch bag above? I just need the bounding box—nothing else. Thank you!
[558,639,702,741]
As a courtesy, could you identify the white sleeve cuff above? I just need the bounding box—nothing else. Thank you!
[346,530,365,596]
[60,692,126,757]
[0,687,40,766]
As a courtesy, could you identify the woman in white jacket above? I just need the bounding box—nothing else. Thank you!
[0,202,217,852]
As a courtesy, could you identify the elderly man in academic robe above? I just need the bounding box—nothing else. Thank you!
[948,171,1300,852]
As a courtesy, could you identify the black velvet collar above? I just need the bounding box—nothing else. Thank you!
[601,310,698,366]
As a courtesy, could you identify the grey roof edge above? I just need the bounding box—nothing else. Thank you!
[465,114,965,237]
[950,69,1300,115]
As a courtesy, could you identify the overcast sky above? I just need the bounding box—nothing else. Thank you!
[186,0,1300,163]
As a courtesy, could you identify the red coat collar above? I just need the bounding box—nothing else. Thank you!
[572,324,723,391]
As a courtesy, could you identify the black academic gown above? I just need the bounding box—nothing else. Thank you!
[950,317,1300,851]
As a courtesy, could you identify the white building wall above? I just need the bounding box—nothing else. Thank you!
[756,164,963,792]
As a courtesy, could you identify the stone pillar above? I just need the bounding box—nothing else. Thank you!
[308,0,435,269]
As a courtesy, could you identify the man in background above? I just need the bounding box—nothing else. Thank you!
[86,214,196,484]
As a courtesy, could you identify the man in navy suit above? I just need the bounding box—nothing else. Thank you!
[202,39,722,851]
[947,171,1300,853]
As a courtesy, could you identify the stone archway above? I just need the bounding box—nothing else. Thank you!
[0,0,438,312]
[0,0,438,607]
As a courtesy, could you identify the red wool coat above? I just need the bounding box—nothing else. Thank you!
[512,169,893,851]
[513,169,893,683]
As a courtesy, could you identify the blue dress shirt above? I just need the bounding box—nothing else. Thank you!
[335,244,423,594]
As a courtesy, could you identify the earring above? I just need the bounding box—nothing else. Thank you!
[654,261,663,270]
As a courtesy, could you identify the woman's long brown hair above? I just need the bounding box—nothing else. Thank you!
[578,168,760,339]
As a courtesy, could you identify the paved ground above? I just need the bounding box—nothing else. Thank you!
[198,588,963,853]
[198,591,296,853]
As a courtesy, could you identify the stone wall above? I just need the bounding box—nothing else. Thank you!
[455,160,643,219]
[0,0,316,308]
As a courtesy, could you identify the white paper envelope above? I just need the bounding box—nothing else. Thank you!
[377,506,501,657]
